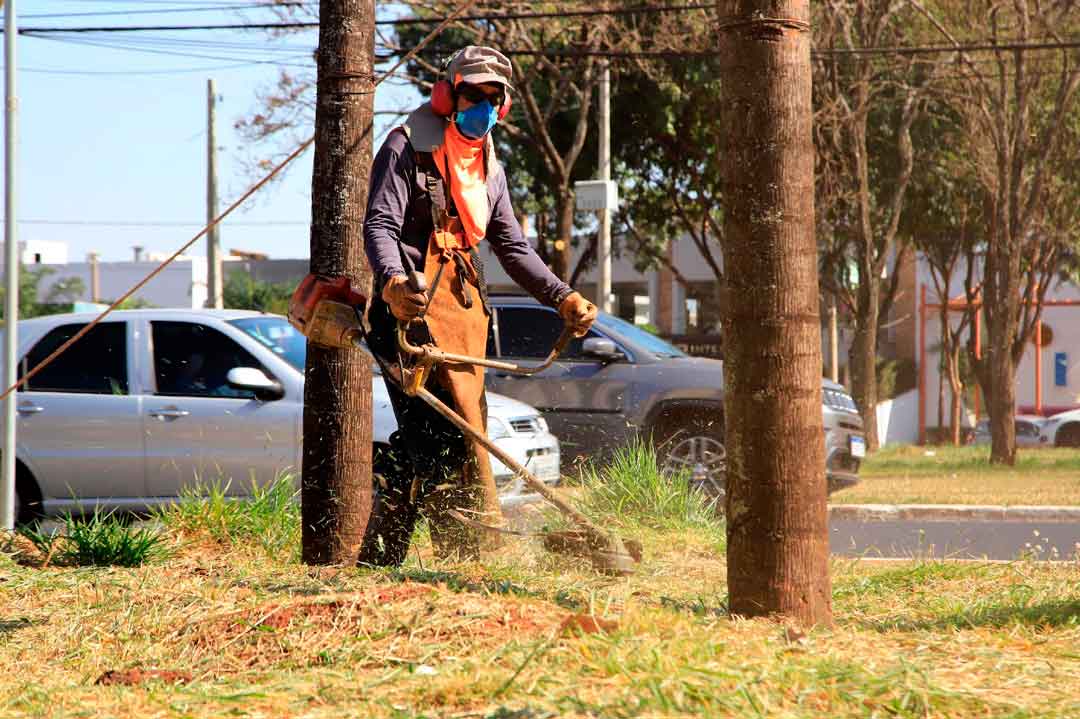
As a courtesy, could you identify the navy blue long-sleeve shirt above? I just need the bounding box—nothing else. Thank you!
[363,129,572,309]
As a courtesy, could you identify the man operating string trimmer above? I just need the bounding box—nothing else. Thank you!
[359,46,597,564]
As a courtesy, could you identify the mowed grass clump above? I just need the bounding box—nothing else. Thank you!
[153,472,300,557]
[18,509,170,567]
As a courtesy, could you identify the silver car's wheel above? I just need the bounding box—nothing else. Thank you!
[661,433,727,498]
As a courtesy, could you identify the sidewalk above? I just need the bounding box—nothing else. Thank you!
[828,503,1080,522]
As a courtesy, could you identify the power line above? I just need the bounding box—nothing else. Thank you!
[29,34,314,67]
[15,4,719,34]
[16,219,307,226]
[19,2,303,20]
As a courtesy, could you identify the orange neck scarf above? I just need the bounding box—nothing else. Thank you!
[433,122,488,247]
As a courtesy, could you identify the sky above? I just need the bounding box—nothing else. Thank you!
[7,0,420,263]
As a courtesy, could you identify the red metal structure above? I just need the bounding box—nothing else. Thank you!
[917,282,1080,444]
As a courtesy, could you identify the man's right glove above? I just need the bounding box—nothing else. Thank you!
[558,291,598,338]
[382,275,428,321]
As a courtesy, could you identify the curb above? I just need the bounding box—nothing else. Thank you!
[829,504,1080,522]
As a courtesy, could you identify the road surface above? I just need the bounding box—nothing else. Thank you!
[830,518,1079,561]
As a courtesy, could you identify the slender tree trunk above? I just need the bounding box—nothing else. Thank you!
[302,0,375,564]
[552,187,574,281]
[947,350,963,446]
[849,283,880,450]
[717,1,832,627]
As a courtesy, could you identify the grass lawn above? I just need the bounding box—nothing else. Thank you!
[3,455,1079,719]
[838,445,1080,506]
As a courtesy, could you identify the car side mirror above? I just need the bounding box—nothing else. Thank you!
[227,367,285,401]
[582,337,624,362]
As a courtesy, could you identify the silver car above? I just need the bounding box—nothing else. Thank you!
[5,310,558,523]
[485,296,864,496]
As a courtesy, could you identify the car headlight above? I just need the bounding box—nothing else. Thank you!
[488,417,512,440]
[1042,418,1061,433]
[536,416,549,433]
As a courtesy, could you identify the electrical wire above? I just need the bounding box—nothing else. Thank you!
[20,2,303,20]
[15,219,307,226]
[16,3,718,33]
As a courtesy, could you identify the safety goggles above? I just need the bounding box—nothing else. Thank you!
[457,84,505,108]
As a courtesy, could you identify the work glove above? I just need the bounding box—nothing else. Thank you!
[382,275,427,321]
[558,291,598,338]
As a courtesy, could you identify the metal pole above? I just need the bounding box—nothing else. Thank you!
[1035,319,1043,416]
[2,0,18,529]
[89,252,100,303]
[206,78,223,309]
[596,62,612,313]
[918,283,926,445]
[829,300,839,383]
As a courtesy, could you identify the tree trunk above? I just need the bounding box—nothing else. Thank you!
[947,347,963,446]
[848,284,880,450]
[302,0,375,564]
[988,331,1017,465]
[551,187,574,281]
[717,2,832,627]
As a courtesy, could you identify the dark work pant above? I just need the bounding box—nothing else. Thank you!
[357,296,471,566]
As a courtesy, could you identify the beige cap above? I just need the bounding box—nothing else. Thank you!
[446,45,513,91]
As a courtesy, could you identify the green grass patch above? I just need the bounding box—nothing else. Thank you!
[566,439,721,532]
[833,445,1080,505]
[152,472,300,557]
[862,444,1080,477]
[17,509,170,567]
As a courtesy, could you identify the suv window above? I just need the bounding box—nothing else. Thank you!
[495,307,601,360]
[20,322,128,395]
[152,321,267,399]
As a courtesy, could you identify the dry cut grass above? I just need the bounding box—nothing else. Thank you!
[840,445,1080,505]
[2,520,1079,718]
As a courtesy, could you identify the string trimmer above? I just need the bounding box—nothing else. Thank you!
[288,274,640,576]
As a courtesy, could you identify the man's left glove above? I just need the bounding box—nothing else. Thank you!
[558,291,598,338]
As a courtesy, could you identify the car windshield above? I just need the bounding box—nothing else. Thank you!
[595,313,687,358]
[229,317,307,372]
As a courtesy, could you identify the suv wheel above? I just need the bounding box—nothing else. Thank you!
[1056,423,1080,448]
[656,418,727,498]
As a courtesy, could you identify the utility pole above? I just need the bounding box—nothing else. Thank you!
[302,0,375,564]
[2,0,18,530]
[206,78,223,309]
[596,61,612,313]
[717,1,832,626]
[89,252,100,303]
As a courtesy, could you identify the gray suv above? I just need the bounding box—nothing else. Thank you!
[484,296,864,495]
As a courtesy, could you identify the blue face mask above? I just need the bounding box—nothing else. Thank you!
[454,101,499,140]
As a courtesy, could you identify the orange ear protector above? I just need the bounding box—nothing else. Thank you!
[430,77,512,121]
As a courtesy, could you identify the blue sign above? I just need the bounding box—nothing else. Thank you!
[1055,352,1068,387]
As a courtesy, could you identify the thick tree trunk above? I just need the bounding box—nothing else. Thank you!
[717,1,832,627]
[551,188,574,281]
[302,0,375,564]
[848,286,880,450]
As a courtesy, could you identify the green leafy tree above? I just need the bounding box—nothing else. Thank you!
[223,269,293,315]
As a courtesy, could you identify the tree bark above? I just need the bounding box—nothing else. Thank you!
[302,0,375,564]
[717,1,832,627]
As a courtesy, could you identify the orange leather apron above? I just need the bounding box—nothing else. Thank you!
[419,217,501,551]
